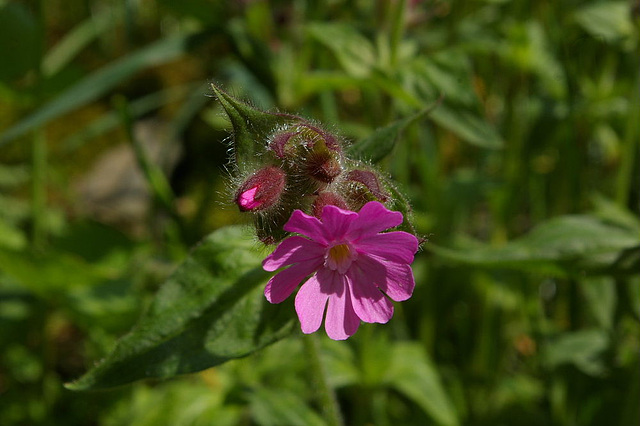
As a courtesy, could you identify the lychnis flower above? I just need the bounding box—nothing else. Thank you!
[262,201,419,340]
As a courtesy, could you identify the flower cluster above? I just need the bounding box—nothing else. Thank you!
[233,121,395,244]
[224,102,420,340]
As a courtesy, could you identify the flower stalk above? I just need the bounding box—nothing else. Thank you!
[302,334,344,426]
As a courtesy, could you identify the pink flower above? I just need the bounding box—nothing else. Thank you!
[262,201,419,340]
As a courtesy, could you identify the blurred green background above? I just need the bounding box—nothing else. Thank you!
[1,0,639,425]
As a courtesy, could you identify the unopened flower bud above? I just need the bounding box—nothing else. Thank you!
[346,170,388,202]
[268,123,342,160]
[235,166,286,212]
[341,169,389,210]
[297,124,341,153]
[269,131,299,159]
[311,192,348,218]
[305,139,342,183]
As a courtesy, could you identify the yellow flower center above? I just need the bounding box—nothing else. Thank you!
[325,243,356,274]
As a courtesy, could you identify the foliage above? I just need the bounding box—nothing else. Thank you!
[1,0,638,425]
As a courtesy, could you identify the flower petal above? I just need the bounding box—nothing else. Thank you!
[263,236,325,272]
[295,273,329,334]
[347,267,394,323]
[346,201,403,240]
[320,205,358,241]
[356,231,419,264]
[357,254,415,301]
[264,258,323,304]
[283,210,330,245]
[325,291,360,340]
[322,270,360,340]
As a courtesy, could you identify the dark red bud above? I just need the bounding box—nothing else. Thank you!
[305,145,342,183]
[312,192,349,218]
[235,166,286,212]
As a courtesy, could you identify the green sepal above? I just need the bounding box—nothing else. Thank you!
[210,83,298,172]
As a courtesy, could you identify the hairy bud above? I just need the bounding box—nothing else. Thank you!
[235,166,286,212]
[346,170,388,201]
[269,131,298,159]
[311,192,349,218]
[304,139,342,183]
[340,169,389,211]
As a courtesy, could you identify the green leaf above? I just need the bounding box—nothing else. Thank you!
[544,329,609,376]
[0,219,27,251]
[574,2,635,45]
[0,249,110,295]
[0,2,39,82]
[1,32,201,146]
[62,84,194,152]
[101,378,242,426]
[249,387,327,426]
[386,343,459,426]
[590,194,640,234]
[431,215,640,275]
[42,8,118,77]
[209,83,297,173]
[0,164,29,188]
[500,21,567,98]
[581,276,616,329]
[430,104,504,149]
[66,226,294,390]
[307,23,376,78]
[412,52,478,107]
[348,106,437,163]
[322,339,360,388]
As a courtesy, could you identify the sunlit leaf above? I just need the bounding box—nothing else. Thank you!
[66,226,294,390]
[0,249,110,295]
[101,378,242,426]
[322,339,360,388]
[348,106,437,163]
[574,2,635,45]
[431,215,640,275]
[500,21,567,98]
[386,343,460,426]
[0,220,27,251]
[1,32,202,146]
[581,276,616,329]
[430,104,504,149]
[544,329,609,376]
[249,387,326,426]
[42,8,118,77]
[307,23,376,78]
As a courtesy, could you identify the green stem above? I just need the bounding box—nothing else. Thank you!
[302,334,344,426]
[114,95,189,245]
[31,0,47,250]
[615,57,640,207]
[31,130,47,249]
[389,0,407,68]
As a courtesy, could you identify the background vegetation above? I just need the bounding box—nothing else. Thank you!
[1,0,639,425]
